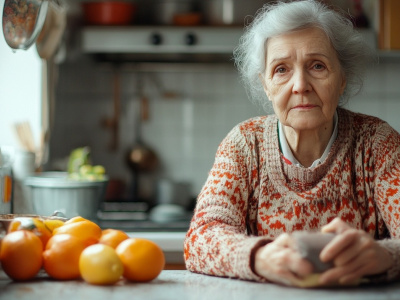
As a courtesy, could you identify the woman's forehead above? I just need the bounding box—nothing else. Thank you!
[265,27,334,61]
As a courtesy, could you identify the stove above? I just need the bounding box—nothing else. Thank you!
[97,201,191,232]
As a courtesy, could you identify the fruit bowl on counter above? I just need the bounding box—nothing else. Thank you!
[23,172,108,221]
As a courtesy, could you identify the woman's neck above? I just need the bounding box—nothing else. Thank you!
[283,121,334,168]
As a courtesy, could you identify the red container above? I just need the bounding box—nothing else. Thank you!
[82,2,137,26]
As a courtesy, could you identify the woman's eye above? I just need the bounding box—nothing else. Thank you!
[275,66,286,74]
[313,63,326,70]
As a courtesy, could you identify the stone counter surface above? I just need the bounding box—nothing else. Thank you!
[1,270,399,300]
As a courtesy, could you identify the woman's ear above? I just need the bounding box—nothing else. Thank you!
[258,73,271,100]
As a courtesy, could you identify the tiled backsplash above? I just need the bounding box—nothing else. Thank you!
[50,57,400,200]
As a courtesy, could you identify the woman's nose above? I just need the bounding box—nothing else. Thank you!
[292,69,312,94]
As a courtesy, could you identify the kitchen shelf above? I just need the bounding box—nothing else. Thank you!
[81,26,243,53]
[80,25,244,63]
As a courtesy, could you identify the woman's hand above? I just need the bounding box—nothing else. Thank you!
[319,218,393,285]
[254,233,314,285]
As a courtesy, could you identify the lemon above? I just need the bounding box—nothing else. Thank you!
[43,219,65,233]
[79,244,123,285]
[79,164,93,176]
[92,165,106,175]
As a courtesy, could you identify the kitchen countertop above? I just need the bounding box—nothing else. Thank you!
[127,231,186,252]
[1,270,399,300]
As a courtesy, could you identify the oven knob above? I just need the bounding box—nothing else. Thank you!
[185,33,197,46]
[150,33,163,45]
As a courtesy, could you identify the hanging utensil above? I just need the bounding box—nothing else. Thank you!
[35,0,66,169]
[126,75,159,172]
[35,0,66,59]
[101,66,121,151]
[125,74,159,201]
[2,0,48,50]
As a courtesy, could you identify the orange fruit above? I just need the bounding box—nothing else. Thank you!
[99,229,129,249]
[53,218,102,246]
[43,233,89,280]
[79,244,124,285]
[116,238,165,282]
[64,216,87,224]
[0,230,43,281]
[8,217,52,248]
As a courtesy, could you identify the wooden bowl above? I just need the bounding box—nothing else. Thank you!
[0,213,67,232]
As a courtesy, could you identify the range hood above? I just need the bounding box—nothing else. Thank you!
[81,26,244,63]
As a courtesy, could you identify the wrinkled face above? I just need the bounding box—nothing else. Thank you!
[262,27,346,131]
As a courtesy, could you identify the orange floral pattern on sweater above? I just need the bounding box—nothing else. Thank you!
[184,108,400,282]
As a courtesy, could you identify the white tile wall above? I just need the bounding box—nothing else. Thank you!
[344,60,400,131]
[50,58,400,200]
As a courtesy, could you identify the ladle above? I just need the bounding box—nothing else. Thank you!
[126,75,159,201]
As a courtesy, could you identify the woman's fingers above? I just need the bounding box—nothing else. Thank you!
[321,217,351,234]
[332,234,374,266]
[318,228,394,285]
[254,234,314,285]
[319,248,379,284]
[273,233,315,276]
[319,230,356,263]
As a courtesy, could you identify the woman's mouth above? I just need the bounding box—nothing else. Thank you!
[293,104,317,110]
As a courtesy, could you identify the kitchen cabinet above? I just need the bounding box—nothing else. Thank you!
[2,270,400,300]
[378,0,400,50]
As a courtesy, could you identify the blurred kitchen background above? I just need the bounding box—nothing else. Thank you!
[1,0,400,221]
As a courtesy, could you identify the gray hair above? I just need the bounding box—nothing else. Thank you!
[233,0,376,111]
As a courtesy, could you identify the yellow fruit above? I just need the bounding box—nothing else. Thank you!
[116,238,165,282]
[79,244,123,285]
[43,219,65,233]
[79,164,93,175]
[92,165,105,175]
[8,217,52,248]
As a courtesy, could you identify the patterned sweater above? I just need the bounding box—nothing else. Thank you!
[184,108,400,282]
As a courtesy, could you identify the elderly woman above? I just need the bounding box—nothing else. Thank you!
[184,0,400,288]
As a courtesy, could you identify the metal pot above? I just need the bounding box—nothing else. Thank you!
[201,0,267,26]
[82,1,137,26]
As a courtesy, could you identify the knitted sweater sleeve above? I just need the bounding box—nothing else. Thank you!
[183,124,269,281]
[373,122,400,280]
